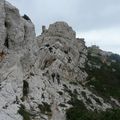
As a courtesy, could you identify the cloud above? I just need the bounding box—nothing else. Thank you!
[7,0,120,31]
[77,26,120,54]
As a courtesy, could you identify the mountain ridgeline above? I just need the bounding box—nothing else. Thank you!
[0,1,120,120]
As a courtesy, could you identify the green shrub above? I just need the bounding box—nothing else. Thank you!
[18,104,31,120]
[86,53,120,99]
[66,101,120,120]
[38,102,52,116]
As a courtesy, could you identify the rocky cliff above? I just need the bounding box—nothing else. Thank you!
[0,1,120,120]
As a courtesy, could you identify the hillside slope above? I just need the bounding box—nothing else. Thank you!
[0,1,120,120]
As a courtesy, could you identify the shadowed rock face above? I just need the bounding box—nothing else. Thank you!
[0,1,119,120]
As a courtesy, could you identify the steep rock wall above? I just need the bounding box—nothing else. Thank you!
[0,1,116,120]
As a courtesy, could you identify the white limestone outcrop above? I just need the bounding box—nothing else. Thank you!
[0,1,117,120]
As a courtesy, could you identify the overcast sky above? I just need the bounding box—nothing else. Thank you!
[7,0,120,54]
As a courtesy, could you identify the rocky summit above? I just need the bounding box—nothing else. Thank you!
[0,1,120,120]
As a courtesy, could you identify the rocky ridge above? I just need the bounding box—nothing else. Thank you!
[0,1,120,120]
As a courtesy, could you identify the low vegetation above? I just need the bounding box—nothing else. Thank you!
[66,106,120,120]
[86,52,120,99]
[66,97,120,120]
[18,104,31,120]
[66,51,120,120]
[38,102,52,116]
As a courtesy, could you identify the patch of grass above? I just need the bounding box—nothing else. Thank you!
[18,104,31,120]
[38,102,52,116]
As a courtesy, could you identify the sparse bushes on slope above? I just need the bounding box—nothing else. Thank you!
[66,99,120,120]
[66,51,120,120]
[18,104,31,120]
[38,102,52,116]
[86,53,120,99]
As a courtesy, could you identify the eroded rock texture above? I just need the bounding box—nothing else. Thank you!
[0,0,36,52]
[36,22,88,83]
[0,1,117,120]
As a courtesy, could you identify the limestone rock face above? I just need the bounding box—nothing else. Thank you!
[0,0,36,52]
[0,1,117,120]
[37,22,87,82]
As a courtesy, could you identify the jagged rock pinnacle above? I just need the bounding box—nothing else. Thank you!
[44,21,76,39]
[36,21,87,82]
